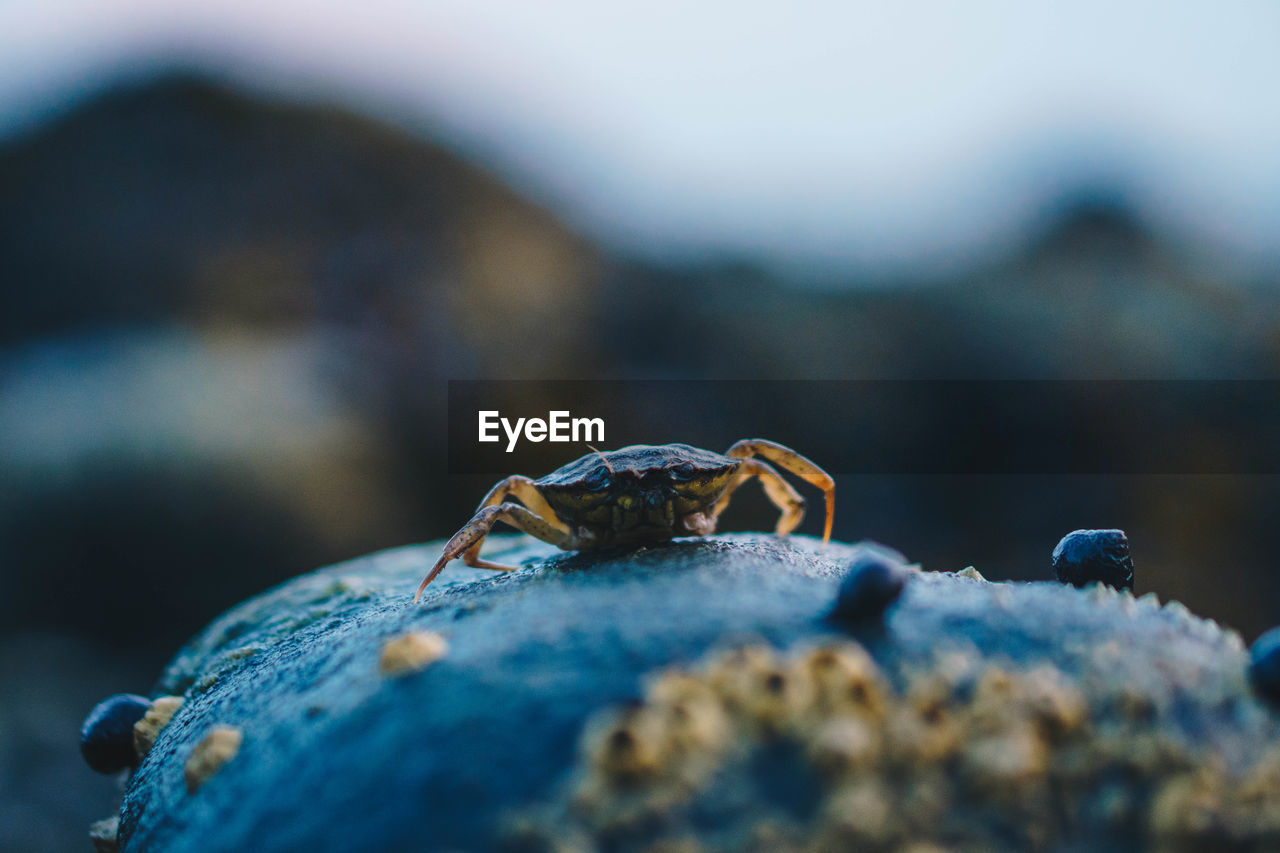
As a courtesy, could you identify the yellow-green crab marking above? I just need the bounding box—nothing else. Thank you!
[414,439,836,601]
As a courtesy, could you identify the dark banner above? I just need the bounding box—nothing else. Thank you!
[446,380,1280,476]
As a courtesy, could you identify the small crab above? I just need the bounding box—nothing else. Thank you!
[415,439,835,601]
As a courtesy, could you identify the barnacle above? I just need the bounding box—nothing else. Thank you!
[585,705,672,785]
[133,695,184,760]
[704,645,813,736]
[378,631,449,676]
[798,642,889,723]
[645,671,732,756]
[88,816,119,853]
[814,779,896,849]
[513,636,1280,852]
[184,725,243,793]
[886,676,963,766]
[805,716,879,777]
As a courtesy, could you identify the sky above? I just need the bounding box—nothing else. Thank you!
[2,0,1279,276]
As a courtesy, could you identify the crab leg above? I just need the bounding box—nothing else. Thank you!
[464,475,571,566]
[724,439,835,546]
[414,502,582,603]
[710,458,807,536]
[473,475,565,527]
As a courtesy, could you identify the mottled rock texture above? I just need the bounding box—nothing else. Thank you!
[116,534,1280,852]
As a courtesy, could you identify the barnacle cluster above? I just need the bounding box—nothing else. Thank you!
[511,641,1280,852]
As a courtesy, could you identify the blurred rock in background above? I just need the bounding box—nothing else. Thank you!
[2,74,1279,851]
[0,75,607,650]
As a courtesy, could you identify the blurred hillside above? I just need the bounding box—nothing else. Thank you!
[3,72,1280,853]
[0,75,604,371]
[0,76,607,651]
[4,74,1280,651]
[605,202,1280,380]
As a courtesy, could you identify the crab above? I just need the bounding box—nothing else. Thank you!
[414,439,835,601]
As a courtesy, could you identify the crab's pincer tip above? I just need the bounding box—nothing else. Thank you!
[1051,529,1134,591]
[1249,627,1280,706]
[81,693,151,774]
[828,548,906,627]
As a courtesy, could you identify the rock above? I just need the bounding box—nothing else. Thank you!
[1052,529,1135,591]
[111,534,1280,852]
[81,694,151,774]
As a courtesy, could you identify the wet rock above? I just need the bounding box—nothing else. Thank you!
[1052,529,1135,591]
[110,534,1278,852]
[81,694,151,774]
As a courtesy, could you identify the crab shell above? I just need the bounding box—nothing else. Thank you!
[533,444,740,539]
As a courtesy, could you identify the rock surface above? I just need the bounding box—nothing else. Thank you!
[117,534,1280,851]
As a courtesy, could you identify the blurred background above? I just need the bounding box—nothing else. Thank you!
[3,1,1280,849]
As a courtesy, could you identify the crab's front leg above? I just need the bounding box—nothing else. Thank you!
[414,501,582,602]
[463,475,567,568]
[724,439,836,546]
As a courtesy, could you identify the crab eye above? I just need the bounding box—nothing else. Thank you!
[670,464,696,481]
